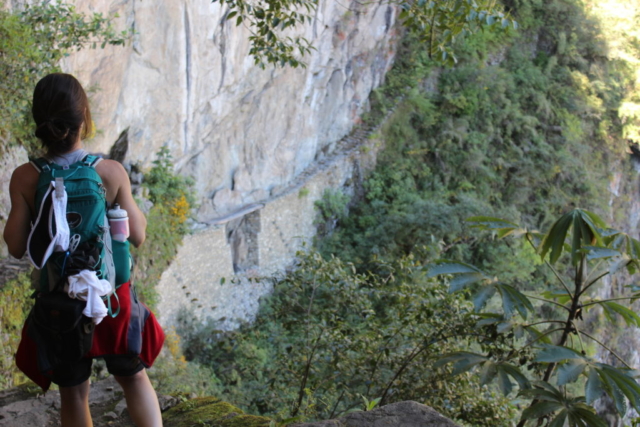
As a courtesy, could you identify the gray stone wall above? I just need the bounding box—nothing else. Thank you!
[156,129,383,328]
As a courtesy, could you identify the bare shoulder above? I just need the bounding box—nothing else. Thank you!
[95,158,127,176]
[11,162,39,189]
[95,158,128,184]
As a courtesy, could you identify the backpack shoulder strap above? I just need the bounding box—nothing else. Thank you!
[81,154,102,168]
[30,157,51,173]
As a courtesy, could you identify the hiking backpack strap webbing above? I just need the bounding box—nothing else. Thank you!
[30,158,51,173]
[82,155,102,168]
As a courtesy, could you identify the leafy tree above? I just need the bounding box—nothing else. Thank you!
[0,1,129,153]
[179,250,516,426]
[212,0,516,68]
[430,209,640,426]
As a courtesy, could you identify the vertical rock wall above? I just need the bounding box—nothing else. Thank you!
[61,0,398,220]
[37,0,399,328]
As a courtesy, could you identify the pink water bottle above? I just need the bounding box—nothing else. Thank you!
[107,204,129,242]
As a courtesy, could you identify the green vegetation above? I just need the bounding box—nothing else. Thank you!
[319,0,635,269]
[180,251,515,425]
[162,397,272,427]
[131,147,196,308]
[0,273,32,389]
[179,0,640,425]
[0,1,129,154]
[432,210,640,426]
[212,0,515,68]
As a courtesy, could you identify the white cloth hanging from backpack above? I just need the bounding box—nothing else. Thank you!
[27,179,70,269]
[66,270,112,324]
[51,178,70,252]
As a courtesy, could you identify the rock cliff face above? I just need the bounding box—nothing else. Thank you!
[61,0,398,221]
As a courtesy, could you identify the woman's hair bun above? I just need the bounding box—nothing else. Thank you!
[35,119,70,143]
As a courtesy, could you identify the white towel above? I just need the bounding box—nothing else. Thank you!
[51,179,70,252]
[66,270,112,324]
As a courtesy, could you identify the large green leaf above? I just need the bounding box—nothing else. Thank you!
[497,367,513,395]
[585,368,603,405]
[434,351,487,375]
[568,405,607,427]
[519,381,564,401]
[547,409,568,427]
[584,246,621,260]
[601,301,640,327]
[473,284,496,311]
[475,313,504,327]
[600,369,627,415]
[496,284,534,319]
[499,363,531,390]
[449,273,486,292]
[478,360,497,386]
[539,210,574,264]
[557,359,587,386]
[534,345,584,363]
[521,401,563,420]
[597,365,640,413]
[539,209,605,265]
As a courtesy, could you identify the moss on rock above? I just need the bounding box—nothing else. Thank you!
[162,397,271,427]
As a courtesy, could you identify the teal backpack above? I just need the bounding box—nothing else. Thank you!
[27,155,117,302]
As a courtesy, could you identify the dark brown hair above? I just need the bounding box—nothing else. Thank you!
[32,73,93,157]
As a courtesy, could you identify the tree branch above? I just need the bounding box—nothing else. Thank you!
[579,330,632,369]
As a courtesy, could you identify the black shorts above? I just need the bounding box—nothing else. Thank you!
[51,355,145,388]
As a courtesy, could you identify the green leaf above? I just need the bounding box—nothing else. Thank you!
[569,406,607,427]
[426,260,484,277]
[557,359,587,386]
[475,313,503,327]
[499,363,531,390]
[497,367,513,395]
[540,211,574,264]
[521,401,563,420]
[449,273,486,292]
[478,360,497,385]
[496,284,534,319]
[584,246,621,260]
[525,325,552,344]
[601,301,640,327]
[598,365,640,412]
[540,209,605,265]
[548,409,568,427]
[586,368,603,404]
[535,345,584,363]
[434,351,487,375]
[473,284,496,311]
[519,381,564,401]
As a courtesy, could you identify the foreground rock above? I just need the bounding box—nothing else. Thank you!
[1,381,458,427]
[294,401,461,427]
[162,397,271,427]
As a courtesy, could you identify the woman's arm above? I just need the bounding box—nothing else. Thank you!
[3,164,38,258]
[96,160,147,247]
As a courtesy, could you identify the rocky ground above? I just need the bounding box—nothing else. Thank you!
[0,378,460,427]
[0,376,166,427]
